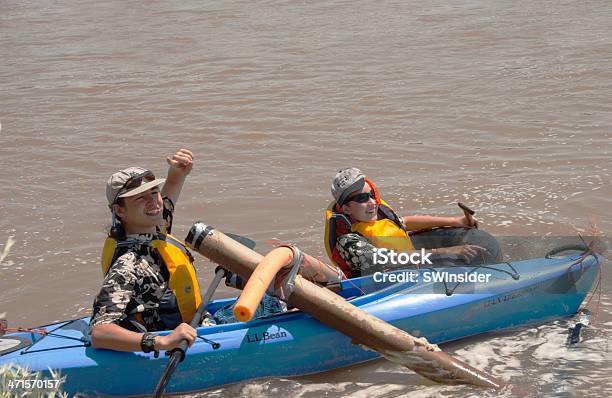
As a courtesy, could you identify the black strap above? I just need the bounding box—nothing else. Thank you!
[378,204,404,229]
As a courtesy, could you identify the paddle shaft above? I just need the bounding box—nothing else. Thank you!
[152,268,226,398]
[152,232,252,397]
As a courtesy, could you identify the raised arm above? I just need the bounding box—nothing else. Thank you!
[161,148,194,205]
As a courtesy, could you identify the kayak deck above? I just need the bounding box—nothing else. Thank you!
[0,252,601,396]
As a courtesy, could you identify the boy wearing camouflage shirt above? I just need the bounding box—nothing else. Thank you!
[89,149,199,354]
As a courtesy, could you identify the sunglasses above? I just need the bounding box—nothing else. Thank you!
[113,170,156,204]
[344,190,376,205]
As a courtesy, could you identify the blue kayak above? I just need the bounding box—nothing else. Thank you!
[0,251,601,396]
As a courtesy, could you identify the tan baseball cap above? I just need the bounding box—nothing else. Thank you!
[106,167,166,206]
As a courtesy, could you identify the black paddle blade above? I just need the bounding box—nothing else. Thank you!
[225,233,256,250]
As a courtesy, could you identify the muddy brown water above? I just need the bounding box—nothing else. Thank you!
[1,1,611,397]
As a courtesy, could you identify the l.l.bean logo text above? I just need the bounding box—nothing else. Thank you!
[246,327,291,344]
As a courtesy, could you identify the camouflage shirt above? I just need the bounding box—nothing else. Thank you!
[89,197,177,333]
[336,233,380,276]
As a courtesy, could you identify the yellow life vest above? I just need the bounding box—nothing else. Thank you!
[101,234,202,323]
[351,217,415,251]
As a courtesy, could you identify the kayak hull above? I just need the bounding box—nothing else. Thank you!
[0,253,600,396]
